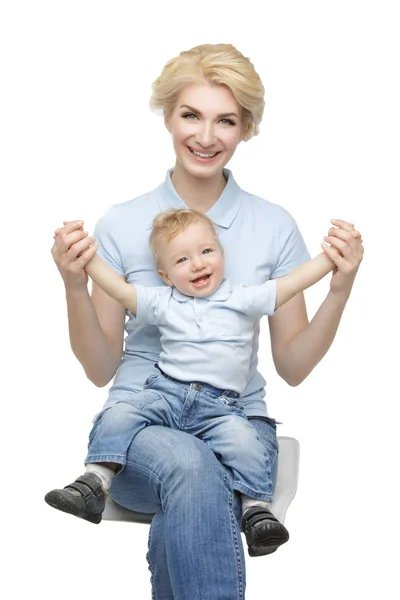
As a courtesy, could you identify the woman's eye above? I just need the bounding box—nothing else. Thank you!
[182,113,198,120]
[219,118,235,126]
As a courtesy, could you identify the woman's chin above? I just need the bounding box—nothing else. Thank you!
[178,154,226,180]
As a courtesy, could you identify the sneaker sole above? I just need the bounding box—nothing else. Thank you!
[246,521,289,556]
[44,491,102,524]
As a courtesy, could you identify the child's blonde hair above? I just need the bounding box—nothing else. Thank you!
[150,44,265,141]
[150,209,222,265]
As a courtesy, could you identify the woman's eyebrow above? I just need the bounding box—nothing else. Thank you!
[179,104,239,119]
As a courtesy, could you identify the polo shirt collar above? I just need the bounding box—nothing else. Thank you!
[205,278,232,301]
[171,278,232,303]
[157,168,242,229]
[171,287,191,302]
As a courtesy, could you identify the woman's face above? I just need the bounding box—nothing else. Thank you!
[166,82,243,180]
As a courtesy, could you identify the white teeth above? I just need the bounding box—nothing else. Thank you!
[190,148,217,158]
[193,275,209,284]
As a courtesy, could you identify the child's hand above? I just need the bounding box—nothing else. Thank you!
[53,220,79,238]
[321,219,364,298]
[51,220,98,289]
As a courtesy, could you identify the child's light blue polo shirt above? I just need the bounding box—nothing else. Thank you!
[94,169,310,418]
[135,278,277,393]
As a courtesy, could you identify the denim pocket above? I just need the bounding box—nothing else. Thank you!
[144,371,162,389]
[248,416,280,457]
[217,395,245,413]
[88,406,112,443]
[250,415,282,431]
[129,389,164,411]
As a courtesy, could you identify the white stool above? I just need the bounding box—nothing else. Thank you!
[103,436,300,525]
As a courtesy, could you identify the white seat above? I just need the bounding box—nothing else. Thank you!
[103,436,300,524]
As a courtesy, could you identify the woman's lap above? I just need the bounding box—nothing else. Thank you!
[109,417,279,513]
[108,419,278,600]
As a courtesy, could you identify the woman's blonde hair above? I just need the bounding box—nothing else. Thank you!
[149,209,222,266]
[150,44,265,141]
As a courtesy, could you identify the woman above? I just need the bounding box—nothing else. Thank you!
[50,44,363,599]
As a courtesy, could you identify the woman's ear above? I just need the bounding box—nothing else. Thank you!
[164,113,171,133]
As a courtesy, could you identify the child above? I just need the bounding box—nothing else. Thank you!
[45,208,335,556]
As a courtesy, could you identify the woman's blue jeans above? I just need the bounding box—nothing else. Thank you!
[109,416,278,600]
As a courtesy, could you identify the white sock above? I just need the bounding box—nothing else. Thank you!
[85,463,115,494]
[242,495,271,515]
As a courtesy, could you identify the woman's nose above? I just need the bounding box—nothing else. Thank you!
[195,123,216,148]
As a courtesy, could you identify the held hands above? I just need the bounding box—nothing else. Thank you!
[321,219,364,298]
[51,220,98,289]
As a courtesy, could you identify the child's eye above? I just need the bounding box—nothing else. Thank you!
[177,257,187,264]
[202,248,213,254]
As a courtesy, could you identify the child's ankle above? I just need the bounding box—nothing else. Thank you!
[242,495,271,514]
[85,463,116,493]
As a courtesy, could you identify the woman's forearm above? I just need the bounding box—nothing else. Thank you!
[277,290,349,386]
[65,285,122,386]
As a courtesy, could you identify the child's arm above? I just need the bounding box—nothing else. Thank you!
[275,251,335,309]
[85,253,138,314]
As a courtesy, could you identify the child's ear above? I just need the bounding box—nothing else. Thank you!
[158,269,173,286]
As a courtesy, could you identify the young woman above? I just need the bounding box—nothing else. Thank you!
[50,44,363,599]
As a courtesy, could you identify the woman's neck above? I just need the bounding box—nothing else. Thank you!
[171,163,227,214]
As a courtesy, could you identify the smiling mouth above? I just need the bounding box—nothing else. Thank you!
[191,274,211,284]
[188,147,220,159]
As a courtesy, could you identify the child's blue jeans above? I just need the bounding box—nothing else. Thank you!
[86,366,275,501]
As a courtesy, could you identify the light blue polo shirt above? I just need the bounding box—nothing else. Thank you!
[135,278,277,393]
[94,169,310,417]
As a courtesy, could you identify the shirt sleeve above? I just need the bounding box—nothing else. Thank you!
[93,205,125,276]
[135,285,169,326]
[270,208,310,279]
[234,280,277,317]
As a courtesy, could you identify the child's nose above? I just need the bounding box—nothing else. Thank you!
[192,256,206,270]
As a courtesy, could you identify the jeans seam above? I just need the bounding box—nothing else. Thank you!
[147,524,156,600]
[224,473,245,600]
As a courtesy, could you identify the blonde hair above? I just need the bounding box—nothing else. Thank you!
[150,44,265,141]
[149,209,222,265]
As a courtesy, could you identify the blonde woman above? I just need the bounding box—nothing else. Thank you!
[48,44,363,599]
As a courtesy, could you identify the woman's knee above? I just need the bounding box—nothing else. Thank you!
[128,426,224,488]
[164,430,223,483]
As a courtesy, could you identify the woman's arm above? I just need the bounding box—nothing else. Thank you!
[275,252,334,309]
[85,253,138,314]
[269,219,364,386]
[52,221,126,387]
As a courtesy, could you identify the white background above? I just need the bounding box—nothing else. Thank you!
[1,1,399,598]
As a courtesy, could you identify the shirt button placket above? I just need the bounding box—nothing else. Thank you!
[194,298,201,327]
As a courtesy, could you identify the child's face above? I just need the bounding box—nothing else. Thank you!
[158,221,225,298]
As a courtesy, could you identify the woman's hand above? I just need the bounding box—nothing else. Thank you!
[51,220,98,290]
[321,219,364,299]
